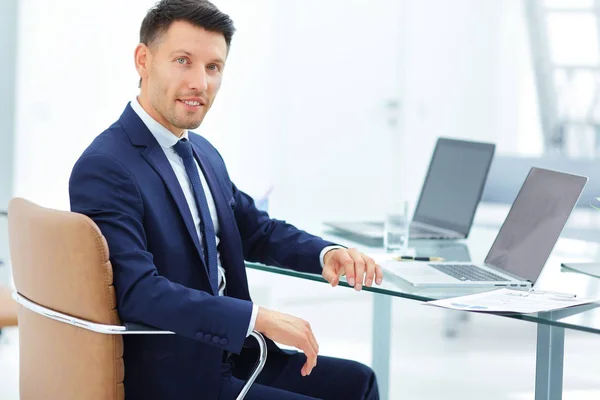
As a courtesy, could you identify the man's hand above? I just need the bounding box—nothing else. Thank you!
[254,307,318,377]
[322,248,383,291]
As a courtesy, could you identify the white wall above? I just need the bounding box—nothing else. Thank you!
[14,0,154,209]
[13,0,540,225]
[265,0,404,224]
[0,0,18,271]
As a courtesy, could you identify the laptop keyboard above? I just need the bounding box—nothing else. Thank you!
[429,264,510,282]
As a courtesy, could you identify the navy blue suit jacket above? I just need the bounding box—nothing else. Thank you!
[69,103,335,399]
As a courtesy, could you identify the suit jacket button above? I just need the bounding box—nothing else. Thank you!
[204,334,212,342]
[219,338,228,346]
[195,332,204,340]
[212,336,220,344]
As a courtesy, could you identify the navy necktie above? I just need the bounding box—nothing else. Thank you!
[173,138,219,294]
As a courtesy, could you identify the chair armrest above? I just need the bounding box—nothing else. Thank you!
[236,330,267,400]
[122,322,174,334]
[12,292,173,335]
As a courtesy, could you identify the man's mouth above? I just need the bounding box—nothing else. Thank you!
[178,98,206,109]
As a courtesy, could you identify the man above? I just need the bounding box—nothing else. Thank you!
[69,1,382,399]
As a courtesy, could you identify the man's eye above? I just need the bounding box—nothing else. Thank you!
[176,58,188,65]
[208,64,220,72]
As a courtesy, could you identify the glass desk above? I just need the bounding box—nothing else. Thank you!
[246,224,600,400]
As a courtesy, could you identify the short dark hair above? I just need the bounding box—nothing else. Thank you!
[138,0,235,86]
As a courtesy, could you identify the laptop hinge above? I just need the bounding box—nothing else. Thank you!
[483,263,529,282]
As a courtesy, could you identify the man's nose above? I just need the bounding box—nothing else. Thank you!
[188,67,208,92]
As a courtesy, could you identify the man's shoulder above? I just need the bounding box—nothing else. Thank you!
[188,131,215,150]
[70,121,139,179]
[188,131,224,161]
[79,121,134,160]
[187,132,231,178]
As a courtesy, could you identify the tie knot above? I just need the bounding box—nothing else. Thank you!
[173,138,194,159]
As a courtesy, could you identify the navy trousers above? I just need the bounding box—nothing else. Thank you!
[219,348,379,400]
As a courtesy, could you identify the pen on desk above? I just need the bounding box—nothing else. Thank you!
[394,256,445,262]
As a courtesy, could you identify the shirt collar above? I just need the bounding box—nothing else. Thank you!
[130,97,189,149]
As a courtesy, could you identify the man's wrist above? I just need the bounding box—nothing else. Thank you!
[254,306,270,333]
[320,245,345,268]
[246,304,260,337]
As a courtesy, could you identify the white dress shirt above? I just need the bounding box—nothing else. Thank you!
[131,98,341,338]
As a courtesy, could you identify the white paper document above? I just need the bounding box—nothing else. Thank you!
[426,288,600,314]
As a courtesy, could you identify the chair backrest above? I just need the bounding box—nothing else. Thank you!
[0,285,17,327]
[8,197,124,400]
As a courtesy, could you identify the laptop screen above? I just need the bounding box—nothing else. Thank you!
[484,167,587,283]
[412,138,495,236]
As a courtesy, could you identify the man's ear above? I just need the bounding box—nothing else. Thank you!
[134,43,150,87]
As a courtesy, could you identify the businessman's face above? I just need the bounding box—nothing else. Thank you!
[135,20,227,136]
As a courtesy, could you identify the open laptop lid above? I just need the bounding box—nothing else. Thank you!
[483,167,587,284]
[412,138,496,236]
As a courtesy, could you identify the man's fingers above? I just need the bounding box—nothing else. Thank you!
[302,338,318,376]
[299,338,318,376]
[348,248,365,291]
[364,255,376,287]
[306,323,319,360]
[327,249,381,290]
[338,251,356,286]
[295,320,319,376]
[303,321,319,366]
[322,267,339,286]
[375,263,384,285]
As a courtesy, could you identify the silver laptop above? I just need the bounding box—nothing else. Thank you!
[389,167,587,288]
[325,137,496,240]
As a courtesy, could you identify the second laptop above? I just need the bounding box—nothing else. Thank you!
[325,137,496,240]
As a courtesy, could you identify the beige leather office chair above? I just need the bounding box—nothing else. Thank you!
[0,210,18,329]
[8,197,266,400]
[0,285,17,328]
